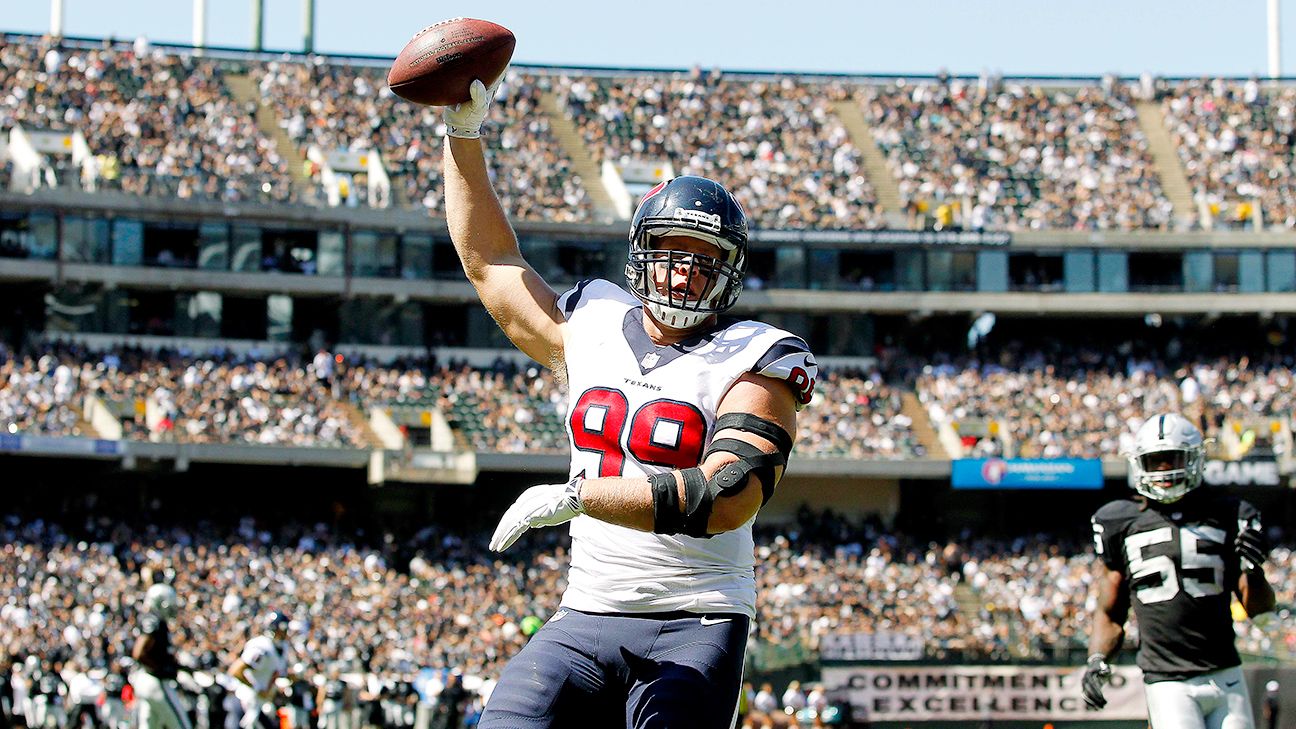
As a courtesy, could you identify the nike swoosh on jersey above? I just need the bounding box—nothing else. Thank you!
[699,617,731,626]
[550,610,568,622]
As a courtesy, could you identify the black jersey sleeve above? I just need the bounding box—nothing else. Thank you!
[1091,499,1141,571]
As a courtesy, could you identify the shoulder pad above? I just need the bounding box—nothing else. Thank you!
[1092,499,1141,528]
[1091,499,1140,568]
[752,337,817,409]
[557,279,595,319]
[557,279,636,320]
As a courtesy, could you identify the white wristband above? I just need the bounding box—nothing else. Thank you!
[445,126,481,140]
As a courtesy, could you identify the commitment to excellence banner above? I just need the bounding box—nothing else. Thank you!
[822,665,1147,721]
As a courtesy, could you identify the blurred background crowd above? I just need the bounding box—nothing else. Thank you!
[3,340,1293,464]
[0,506,1288,728]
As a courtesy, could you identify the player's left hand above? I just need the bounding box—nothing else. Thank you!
[489,477,584,552]
[1081,654,1112,710]
[443,75,504,140]
[1235,523,1268,572]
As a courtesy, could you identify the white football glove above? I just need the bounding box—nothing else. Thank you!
[442,76,503,139]
[489,476,584,552]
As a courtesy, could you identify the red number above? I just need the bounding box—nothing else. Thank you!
[788,366,815,405]
[627,400,707,471]
[571,388,629,477]
[570,390,707,476]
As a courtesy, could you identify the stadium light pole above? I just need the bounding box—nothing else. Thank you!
[49,0,64,38]
[303,0,316,54]
[193,0,208,55]
[1269,0,1282,79]
[252,0,265,52]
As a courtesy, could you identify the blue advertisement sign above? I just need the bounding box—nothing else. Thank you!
[951,458,1103,489]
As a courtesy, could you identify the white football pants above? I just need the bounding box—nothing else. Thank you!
[1145,665,1255,729]
[131,671,193,729]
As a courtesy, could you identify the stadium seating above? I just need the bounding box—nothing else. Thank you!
[0,352,90,437]
[0,345,925,458]
[861,80,1173,231]
[255,62,592,219]
[12,36,1296,232]
[0,36,297,203]
[1162,79,1296,230]
[0,511,1287,692]
[9,343,1295,462]
[916,349,1296,459]
[795,370,923,459]
[557,71,884,229]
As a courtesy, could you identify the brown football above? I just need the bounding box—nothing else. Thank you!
[387,18,515,106]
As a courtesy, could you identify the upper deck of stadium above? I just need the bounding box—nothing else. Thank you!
[3,32,1294,234]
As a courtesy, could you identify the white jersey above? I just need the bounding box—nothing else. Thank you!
[556,279,817,619]
[234,635,286,694]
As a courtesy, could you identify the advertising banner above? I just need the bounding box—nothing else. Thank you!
[0,434,122,456]
[823,665,1147,721]
[952,458,1103,489]
[1203,459,1282,487]
[820,632,924,662]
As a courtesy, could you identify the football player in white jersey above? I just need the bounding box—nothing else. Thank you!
[1084,414,1275,728]
[440,77,817,728]
[227,612,290,729]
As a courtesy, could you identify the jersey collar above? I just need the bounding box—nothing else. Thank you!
[622,308,730,375]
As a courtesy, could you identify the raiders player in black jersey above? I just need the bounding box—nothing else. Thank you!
[131,584,192,729]
[1084,413,1276,728]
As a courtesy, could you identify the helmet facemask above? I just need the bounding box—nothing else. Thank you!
[625,228,745,330]
[624,176,750,331]
[1128,446,1204,503]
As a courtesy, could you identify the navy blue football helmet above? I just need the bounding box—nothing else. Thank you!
[625,176,749,329]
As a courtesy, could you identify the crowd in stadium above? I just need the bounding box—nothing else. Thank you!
[5,340,1296,464]
[917,344,1296,459]
[1,344,368,446]
[11,33,1296,233]
[253,59,591,219]
[558,71,883,230]
[0,506,1289,727]
[862,79,1174,231]
[1162,78,1296,230]
[0,342,925,459]
[0,35,295,204]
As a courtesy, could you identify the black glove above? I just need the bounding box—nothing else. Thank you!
[1236,526,1268,572]
[1081,654,1112,710]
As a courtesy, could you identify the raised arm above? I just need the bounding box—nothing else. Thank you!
[442,79,566,367]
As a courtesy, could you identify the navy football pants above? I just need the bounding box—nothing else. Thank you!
[479,609,749,728]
